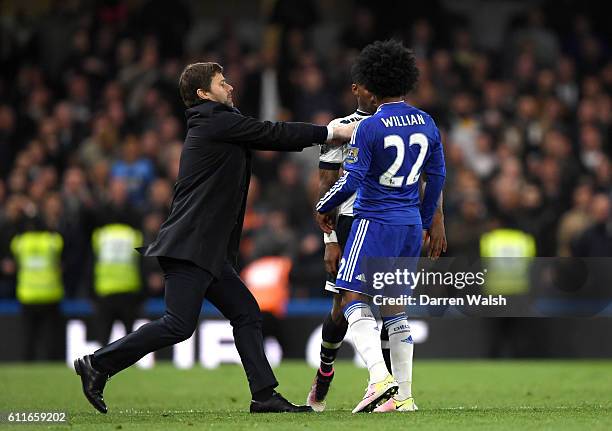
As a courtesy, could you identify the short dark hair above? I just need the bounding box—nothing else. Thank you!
[179,62,223,108]
[351,40,419,98]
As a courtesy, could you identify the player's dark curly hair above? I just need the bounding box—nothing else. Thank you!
[351,40,419,98]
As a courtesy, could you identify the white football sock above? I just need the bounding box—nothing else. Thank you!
[384,313,413,400]
[344,302,389,384]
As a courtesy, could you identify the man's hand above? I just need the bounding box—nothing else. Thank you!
[315,211,335,233]
[423,212,447,259]
[329,122,356,144]
[324,243,342,276]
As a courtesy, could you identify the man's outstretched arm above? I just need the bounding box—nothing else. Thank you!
[211,111,356,151]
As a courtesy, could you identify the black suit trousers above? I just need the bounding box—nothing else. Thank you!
[92,257,278,395]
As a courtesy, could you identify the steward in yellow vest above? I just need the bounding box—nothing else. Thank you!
[91,223,143,345]
[92,224,143,297]
[11,230,64,360]
[11,231,64,304]
[480,228,536,296]
[480,228,536,357]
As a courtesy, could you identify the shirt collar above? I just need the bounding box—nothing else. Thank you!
[375,101,407,114]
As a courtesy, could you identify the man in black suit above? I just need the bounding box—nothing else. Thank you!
[75,62,355,414]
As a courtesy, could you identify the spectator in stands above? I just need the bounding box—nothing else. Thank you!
[572,194,612,257]
[110,137,155,206]
[96,177,140,229]
[558,181,594,256]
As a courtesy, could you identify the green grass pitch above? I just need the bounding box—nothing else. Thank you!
[1,360,611,430]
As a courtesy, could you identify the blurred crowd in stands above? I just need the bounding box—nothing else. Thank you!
[0,0,610,301]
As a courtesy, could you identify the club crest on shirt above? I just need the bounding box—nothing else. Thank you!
[345,147,359,164]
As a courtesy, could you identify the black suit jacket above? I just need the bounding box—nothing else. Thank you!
[140,100,328,278]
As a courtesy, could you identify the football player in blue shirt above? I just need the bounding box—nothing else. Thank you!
[307,82,446,412]
[315,40,446,413]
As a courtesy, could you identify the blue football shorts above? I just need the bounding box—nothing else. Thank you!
[334,218,422,297]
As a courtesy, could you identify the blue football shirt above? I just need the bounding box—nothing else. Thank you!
[317,101,446,227]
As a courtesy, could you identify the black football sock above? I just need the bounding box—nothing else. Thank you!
[380,325,391,374]
[252,386,275,402]
[320,312,348,375]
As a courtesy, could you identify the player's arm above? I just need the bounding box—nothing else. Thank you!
[421,179,447,259]
[319,167,342,276]
[319,168,340,203]
[317,125,344,229]
[420,128,446,236]
[315,121,372,231]
[429,193,446,258]
[318,132,344,275]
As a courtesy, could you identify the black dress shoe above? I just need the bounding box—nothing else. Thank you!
[74,355,108,414]
[250,392,314,413]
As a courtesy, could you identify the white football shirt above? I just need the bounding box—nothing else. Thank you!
[318,110,370,216]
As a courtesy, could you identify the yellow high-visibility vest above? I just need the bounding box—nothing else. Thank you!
[11,231,64,304]
[480,229,536,295]
[92,224,143,297]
